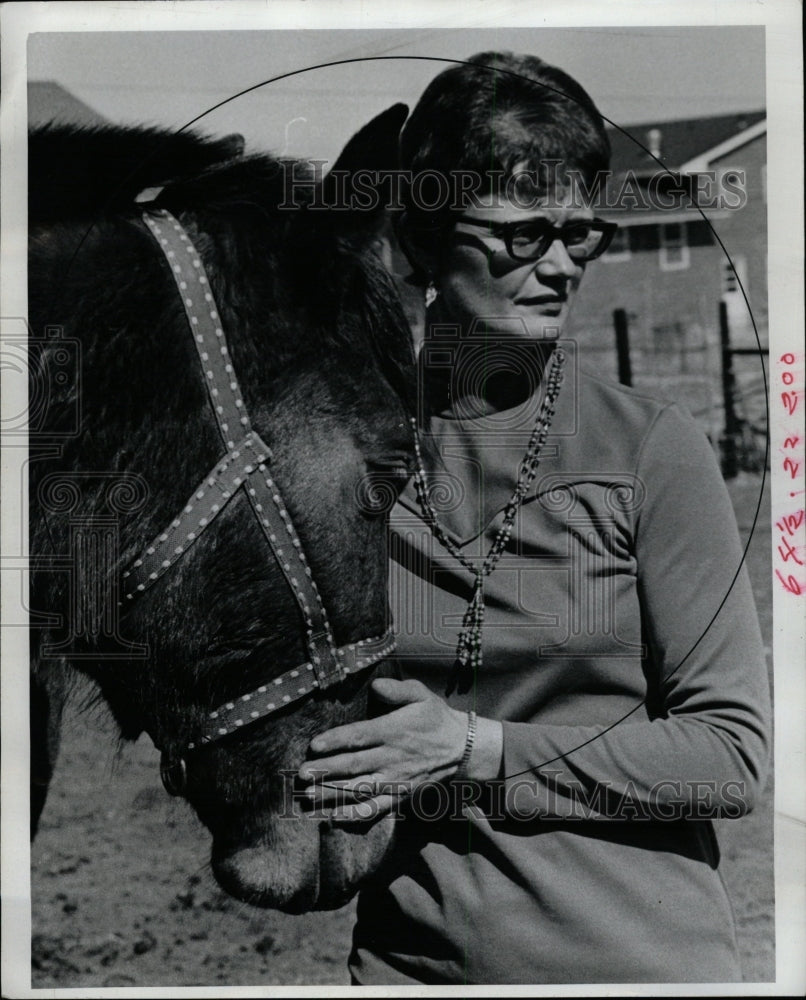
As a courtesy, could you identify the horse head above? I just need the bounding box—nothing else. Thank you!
[29,104,414,910]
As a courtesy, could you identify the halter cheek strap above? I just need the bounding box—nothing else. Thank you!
[124,209,395,756]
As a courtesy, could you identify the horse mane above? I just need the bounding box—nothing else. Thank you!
[29,124,246,222]
[28,122,416,415]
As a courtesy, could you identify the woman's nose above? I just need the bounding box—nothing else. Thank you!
[534,238,579,279]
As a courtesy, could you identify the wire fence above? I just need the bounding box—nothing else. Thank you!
[572,310,768,477]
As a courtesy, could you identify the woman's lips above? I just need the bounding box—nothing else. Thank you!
[516,297,566,315]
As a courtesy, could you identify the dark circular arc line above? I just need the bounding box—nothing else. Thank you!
[31,52,767,789]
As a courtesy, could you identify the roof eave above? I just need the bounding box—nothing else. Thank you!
[679,118,767,173]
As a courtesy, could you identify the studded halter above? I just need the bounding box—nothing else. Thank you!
[124,209,395,761]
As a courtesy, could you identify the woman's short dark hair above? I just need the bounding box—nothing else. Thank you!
[397,51,611,276]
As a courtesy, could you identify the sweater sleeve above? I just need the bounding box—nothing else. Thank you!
[499,404,771,820]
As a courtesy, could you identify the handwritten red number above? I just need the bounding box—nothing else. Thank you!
[778,537,804,565]
[775,570,802,595]
[777,510,806,536]
[777,354,804,597]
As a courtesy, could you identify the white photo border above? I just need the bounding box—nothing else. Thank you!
[2,2,803,997]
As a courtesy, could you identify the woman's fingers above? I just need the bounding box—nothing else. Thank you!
[329,793,403,823]
[308,717,385,755]
[305,774,412,806]
[304,777,370,805]
[308,681,432,754]
[369,676,432,704]
[298,750,382,783]
[308,683,439,759]
[299,687,467,792]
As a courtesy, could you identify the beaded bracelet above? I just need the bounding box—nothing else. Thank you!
[453,709,477,782]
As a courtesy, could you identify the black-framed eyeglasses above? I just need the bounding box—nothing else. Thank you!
[455,216,619,263]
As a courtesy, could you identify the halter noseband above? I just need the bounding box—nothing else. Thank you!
[124,209,395,762]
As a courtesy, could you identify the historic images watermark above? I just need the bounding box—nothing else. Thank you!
[278,162,748,213]
[278,770,752,822]
[2,319,150,658]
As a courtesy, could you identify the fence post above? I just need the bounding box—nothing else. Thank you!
[613,308,632,387]
[719,300,739,479]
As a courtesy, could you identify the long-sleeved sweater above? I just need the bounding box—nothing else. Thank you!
[349,361,771,985]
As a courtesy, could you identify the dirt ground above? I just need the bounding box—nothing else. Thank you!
[28,472,775,989]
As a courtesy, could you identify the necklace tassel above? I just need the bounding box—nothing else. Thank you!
[449,574,485,695]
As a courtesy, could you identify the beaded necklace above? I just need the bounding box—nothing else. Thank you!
[410,347,566,695]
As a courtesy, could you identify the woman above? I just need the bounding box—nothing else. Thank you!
[298,52,771,984]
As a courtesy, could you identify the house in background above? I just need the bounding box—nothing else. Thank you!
[568,111,767,449]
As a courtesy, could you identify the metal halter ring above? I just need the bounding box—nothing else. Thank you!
[160,753,188,797]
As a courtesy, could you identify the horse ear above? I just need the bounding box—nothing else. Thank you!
[320,103,408,221]
[327,102,408,176]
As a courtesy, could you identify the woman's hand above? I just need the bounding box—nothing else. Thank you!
[297,677,501,822]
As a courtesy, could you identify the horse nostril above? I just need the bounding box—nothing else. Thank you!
[160,752,188,796]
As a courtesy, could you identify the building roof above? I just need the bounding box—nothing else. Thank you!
[607,111,766,174]
[28,81,108,128]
